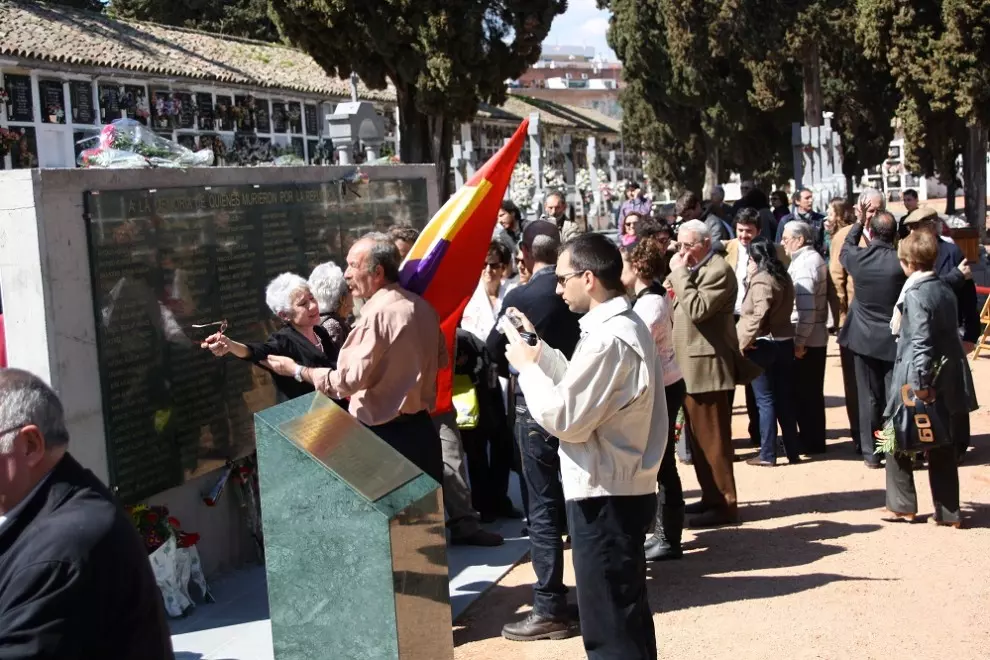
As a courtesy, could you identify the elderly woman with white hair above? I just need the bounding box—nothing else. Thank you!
[201,272,338,402]
[308,261,354,352]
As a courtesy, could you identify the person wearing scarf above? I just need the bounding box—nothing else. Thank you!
[882,231,977,527]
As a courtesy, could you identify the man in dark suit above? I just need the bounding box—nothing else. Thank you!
[0,369,174,659]
[838,211,907,467]
[487,221,582,641]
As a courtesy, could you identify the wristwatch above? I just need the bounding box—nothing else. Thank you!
[293,365,305,382]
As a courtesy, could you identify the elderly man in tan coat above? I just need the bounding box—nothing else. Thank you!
[668,219,761,527]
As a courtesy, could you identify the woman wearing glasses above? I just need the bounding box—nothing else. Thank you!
[201,272,339,403]
[461,241,517,342]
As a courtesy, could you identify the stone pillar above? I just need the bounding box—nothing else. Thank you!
[528,113,543,216]
[608,150,618,187]
[561,134,575,188]
[588,137,601,228]
[451,143,466,190]
[460,123,476,179]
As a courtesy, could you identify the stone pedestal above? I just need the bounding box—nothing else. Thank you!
[254,393,452,660]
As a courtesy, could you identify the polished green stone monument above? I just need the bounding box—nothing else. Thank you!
[254,393,453,660]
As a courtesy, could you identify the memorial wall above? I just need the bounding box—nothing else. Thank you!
[84,178,430,503]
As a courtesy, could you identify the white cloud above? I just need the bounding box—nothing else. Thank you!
[543,4,616,61]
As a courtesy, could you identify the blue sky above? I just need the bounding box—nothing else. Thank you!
[542,0,616,61]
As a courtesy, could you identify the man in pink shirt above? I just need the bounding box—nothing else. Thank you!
[267,233,447,482]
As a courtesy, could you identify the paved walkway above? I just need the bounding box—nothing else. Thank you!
[453,338,990,659]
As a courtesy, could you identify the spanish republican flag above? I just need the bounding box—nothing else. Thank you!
[400,118,529,413]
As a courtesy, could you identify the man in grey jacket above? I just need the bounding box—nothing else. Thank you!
[505,232,665,660]
[783,221,830,454]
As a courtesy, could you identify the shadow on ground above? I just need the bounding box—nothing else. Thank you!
[453,491,885,647]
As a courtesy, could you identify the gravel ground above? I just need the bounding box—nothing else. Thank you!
[453,338,990,659]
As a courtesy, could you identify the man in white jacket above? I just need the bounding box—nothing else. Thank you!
[505,232,666,660]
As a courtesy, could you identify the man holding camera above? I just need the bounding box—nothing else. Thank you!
[504,232,666,660]
[487,221,582,641]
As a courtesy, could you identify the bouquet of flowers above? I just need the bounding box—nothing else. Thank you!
[127,504,201,553]
[543,167,564,190]
[0,127,20,158]
[0,88,9,105]
[77,119,214,168]
[511,162,536,208]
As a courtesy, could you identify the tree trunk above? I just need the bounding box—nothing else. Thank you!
[802,45,823,128]
[703,147,720,200]
[396,87,453,202]
[963,122,987,238]
[946,180,958,215]
[845,173,855,203]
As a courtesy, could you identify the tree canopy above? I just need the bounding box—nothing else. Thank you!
[107,0,281,42]
[268,0,564,198]
[605,0,899,196]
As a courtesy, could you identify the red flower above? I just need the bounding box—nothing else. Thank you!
[168,516,181,528]
[146,512,159,523]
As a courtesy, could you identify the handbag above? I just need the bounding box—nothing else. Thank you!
[452,374,480,430]
[891,384,951,453]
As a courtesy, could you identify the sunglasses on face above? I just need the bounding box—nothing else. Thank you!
[556,271,586,286]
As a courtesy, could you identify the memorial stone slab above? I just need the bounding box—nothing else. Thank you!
[254,393,453,660]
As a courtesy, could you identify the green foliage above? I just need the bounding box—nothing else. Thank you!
[268,0,564,197]
[108,0,281,42]
[42,0,105,11]
[606,0,898,194]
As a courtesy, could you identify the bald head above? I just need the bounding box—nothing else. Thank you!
[871,210,897,243]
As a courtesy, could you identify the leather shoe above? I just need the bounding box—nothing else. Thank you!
[684,500,711,515]
[502,613,579,641]
[746,456,776,467]
[451,529,504,547]
[686,509,737,528]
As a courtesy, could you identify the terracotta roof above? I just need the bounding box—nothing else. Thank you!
[0,0,393,101]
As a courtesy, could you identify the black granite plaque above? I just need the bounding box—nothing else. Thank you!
[39,80,66,124]
[151,90,172,130]
[307,140,320,164]
[304,104,319,136]
[291,137,305,159]
[99,85,120,121]
[70,81,96,125]
[84,180,427,502]
[255,99,271,134]
[123,85,148,125]
[175,93,195,129]
[197,93,214,130]
[9,127,38,169]
[271,102,287,133]
[287,102,302,134]
[235,95,255,132]
[176,133,197,151]
[4,74,33,122]
[215,95,234,131]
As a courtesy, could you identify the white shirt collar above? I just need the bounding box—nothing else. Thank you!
[578,296,631,335]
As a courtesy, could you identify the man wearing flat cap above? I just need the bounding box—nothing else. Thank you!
[620,181,652,229]
[902,206,979,462]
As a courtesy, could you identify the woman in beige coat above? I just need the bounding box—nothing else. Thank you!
[737,236,802,466]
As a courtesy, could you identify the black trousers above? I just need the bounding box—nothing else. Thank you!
[852,352,893,464]
[839,345,861,448]
[794,346,828,454]
[460,386,515,516]
[658,379,686,510]
[516,406,568,618]
[952,411,971,455]
[368,411,443,484]
[886,444,960,523]
[568,494,657,660]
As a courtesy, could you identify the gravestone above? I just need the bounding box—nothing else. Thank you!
[254,393,453,660]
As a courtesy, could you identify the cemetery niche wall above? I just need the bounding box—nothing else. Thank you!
[84,177,430,503]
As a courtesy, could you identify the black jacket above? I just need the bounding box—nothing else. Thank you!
[245,324,338,402]
[0,454,174,660]
[486,266,582,387]
[933,238,980,343]
[838,224,907,362]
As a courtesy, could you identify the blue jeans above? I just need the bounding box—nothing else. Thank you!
[515,405,569,618]
[748,339,800,463]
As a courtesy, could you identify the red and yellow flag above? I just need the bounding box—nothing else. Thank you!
[400,119,529,413]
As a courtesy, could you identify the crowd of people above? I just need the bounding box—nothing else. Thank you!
[0,179,981,659]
